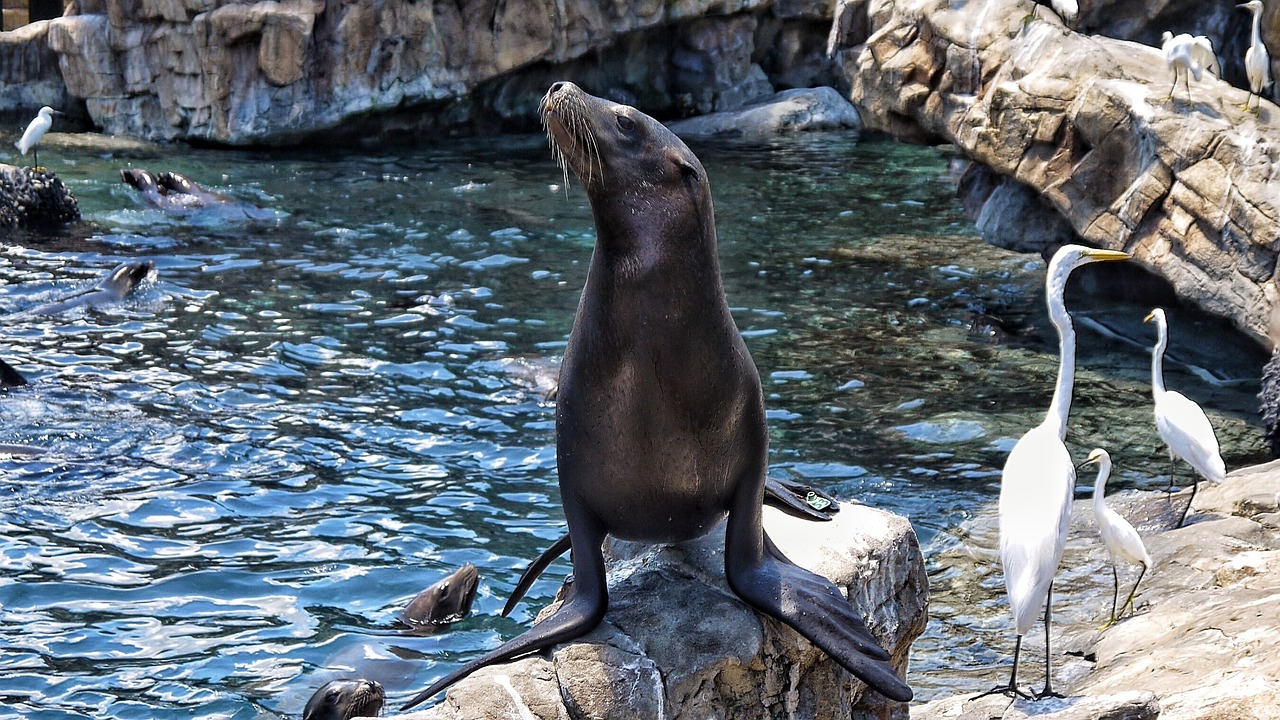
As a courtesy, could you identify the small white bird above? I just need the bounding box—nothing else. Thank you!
[15,106,60,169]
[1161,32,1219,103]
[1239,0,1272,112]
[1051,0,1078,27]
[1145,308,1226,527]
[1080,449,1152,627]
[982,245,1130,701]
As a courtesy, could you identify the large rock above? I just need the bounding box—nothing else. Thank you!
[0,21,86,125]
[0,163,80,228]
[841,0,1280,349]
[388,502,928,720]
[667,86,862,140]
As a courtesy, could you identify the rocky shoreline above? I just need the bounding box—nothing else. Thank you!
[0,163,80,228]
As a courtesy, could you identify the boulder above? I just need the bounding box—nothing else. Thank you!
[668,86,862,140]
[386,502,928,720]
[0,163,80,228]
[841,0,1280,349]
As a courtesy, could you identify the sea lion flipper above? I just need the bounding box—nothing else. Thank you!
[725,490,912,703]
[763,477,840,520]
[502,532,572,618]
[401,504,608,711]
[0,358,28,388]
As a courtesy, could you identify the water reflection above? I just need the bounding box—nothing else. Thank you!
[0,131,1268,715]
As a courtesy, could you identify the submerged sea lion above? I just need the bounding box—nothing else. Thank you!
[398,562,479,632]
[29,260,154,316]
[302,679,384,720]
[401,82,912,710]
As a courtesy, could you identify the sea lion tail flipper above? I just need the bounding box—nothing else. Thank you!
[764,477,839,520]
[401,506,608,711]
[0,358,28,388]
[502,532,572,617]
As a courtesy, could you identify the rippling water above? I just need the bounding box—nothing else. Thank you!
[0,130,1268,717]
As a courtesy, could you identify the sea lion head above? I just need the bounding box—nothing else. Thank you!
[119,168,159,194]
[104,260,156,294]
[155,171,196,195]
[302,679,385,720]
[541,81,705,200]
[399,562,479,630]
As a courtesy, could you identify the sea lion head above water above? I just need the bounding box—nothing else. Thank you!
[103,260,156,298]
[399,562,479,630]
[119,168,161,194]
[302,678,384,720]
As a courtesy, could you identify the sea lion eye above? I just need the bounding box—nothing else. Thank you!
[617,115,635,132]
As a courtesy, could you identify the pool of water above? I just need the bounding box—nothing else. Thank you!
[0,129,1269,717]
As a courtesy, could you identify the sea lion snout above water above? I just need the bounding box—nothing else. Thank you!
[399,562,478,630]
[302,679,384,720]
[401,82,912,710]
[28,260,155,316]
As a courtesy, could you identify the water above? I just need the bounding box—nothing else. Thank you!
[0,131,1268,717]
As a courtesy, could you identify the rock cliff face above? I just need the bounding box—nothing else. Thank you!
[386,503,928,720]
[839,0,1280,349]
[11,0,839,144]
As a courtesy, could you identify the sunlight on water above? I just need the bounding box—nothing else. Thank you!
[0,131,1268,716]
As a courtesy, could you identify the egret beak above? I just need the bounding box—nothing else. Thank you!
[1143,310,1157,323]
[1082,248,1130,262]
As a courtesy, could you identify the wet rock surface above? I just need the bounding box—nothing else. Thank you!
[388,503,928,720]
[0,163,80,228]
[667,86,862,140]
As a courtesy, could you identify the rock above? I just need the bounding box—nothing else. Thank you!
[667,86,862,140]
[387,502,928,720]
[0,163,80,229]
[0,21,85,126]
[911,690,1160,720]
[841,0,1280,348]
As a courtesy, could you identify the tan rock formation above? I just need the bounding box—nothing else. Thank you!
[841,0,1280,348]
[385,503,928,720]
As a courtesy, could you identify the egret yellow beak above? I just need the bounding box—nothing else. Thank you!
[1143,310,1156,323]
[1077,449,1104,468]
[1083,248,1130,262]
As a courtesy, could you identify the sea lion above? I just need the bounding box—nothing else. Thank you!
[398,563,479,632]
[155,171,234,205]
[401,81,912,710]
[120,168,274,220]
[29,260,154,316]
[302,679,384,720]
[119,168,204,212]
[1,358,28,389]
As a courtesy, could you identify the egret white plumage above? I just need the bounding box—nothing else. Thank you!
[1027,0,1077,28]
[1161,32,1219,102]
[983,244,1130,701]
[1145,309,1226,527]
[1239,0,1272,111]
[15,106,60,169]
[1080,449,1152,627]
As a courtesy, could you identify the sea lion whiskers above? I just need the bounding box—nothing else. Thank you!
[542,89,604,191]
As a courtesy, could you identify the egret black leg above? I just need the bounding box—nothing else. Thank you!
[1035,584,1064,700]
[972,634,1032,700]
[1118,564,1148,618]
[1177,479,1199,528]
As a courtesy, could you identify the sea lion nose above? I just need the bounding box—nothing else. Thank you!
[549,81,569,94]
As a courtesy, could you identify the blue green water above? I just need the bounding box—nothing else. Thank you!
[0,130,1268,717]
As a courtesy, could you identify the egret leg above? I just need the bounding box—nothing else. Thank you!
[1176,479,1199,528]
[1118,564,1147,618]
[1106,564,1120,626]
[1166,73,1177,101]
[32,147,39,169]
[972,634,1032,700]
[1035,584,1065,700]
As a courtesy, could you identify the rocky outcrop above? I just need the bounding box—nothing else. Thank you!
[0,163,80,228]
[667,86,862,140]
[0,21,85,125]
[7,0,843,144]
[840,0,1280,349]
[914,460,1280,720]
[385,503,928,720]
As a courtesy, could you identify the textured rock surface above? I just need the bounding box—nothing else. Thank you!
[0,21,85,125]
[668,86,862,140]
[11,0,841,144]
[842,0,1280,349]
[388,503,928,720]
[0,163,80,228]
[917,460,1280,720]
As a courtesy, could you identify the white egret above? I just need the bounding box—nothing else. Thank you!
[1080,449,1152,627]
[983,244,1130,701]
[1027,0,1077,28]
[1161,32,1219,103]
[1240,0,1272,111]
[1145,308,1226,527]
[15,106,61,169]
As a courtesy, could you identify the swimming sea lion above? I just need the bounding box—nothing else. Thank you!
[119,168,203,212]
[155,171,234,205]
[29,260,155,315]
[398,563,479,631]
[401,81,912,710]
[302,679,384,720]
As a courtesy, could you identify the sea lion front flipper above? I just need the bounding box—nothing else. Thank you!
[0,358,28,388]
[724,480,913,703]
[502,532,572,617]
[400,501,608,711]
[764,477,840,520]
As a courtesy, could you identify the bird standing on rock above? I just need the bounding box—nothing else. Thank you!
[1080,449,1152,627]
[1161,32,1219,103]
[1239,0,1272,112]
[1145,308,1226,528]
[15,106,61,170]
[980,244,1130,702]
